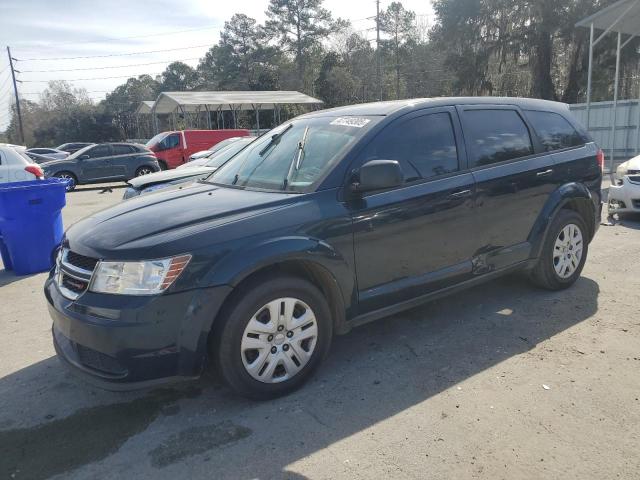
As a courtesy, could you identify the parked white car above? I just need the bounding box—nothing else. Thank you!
[186,136,253,162]
[609,154,640,215]
[0,145,44,183]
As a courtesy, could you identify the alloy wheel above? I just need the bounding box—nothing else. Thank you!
[240,297,318,384]
[136,167,153,176]
[57,173,75,191]
[553,223,583,279]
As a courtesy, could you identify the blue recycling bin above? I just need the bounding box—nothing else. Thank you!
[0,178,68,275]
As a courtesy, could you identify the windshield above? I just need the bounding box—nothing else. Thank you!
[207,116,377,192]
[204,139,253,168]
[145,132,168,147]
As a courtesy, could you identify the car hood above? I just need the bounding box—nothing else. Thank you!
[127,166,213,188]
[619,155,640,172]
[189,150,211,159]
[65,182,299,257]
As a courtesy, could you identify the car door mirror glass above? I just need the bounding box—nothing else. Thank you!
[355,160,404,193]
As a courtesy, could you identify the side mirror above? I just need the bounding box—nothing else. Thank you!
[79,154,90,160]
[353,160,403,193]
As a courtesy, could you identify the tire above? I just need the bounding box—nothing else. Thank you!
[158,161,168,171]
[53,172,77,191]
[212,275,333,400]
[529,209,589,290]
[135,166,154,177]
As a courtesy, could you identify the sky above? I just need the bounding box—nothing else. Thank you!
[0,0,434,130]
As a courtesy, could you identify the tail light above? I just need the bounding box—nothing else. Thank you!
[596,149,605,171]
[25,164,44,179]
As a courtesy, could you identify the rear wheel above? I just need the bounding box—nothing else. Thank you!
[213,275,332,400]
[530,210,588,290]
[54,172,77,191]
[135,166,154,177]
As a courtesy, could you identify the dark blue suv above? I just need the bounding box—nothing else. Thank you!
[45,98,602,399]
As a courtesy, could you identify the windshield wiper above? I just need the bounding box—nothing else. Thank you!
[283,126,309,190]
[259,124,293,157]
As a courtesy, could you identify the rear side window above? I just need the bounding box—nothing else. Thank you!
[86,145,111,158]
[361,112,459,182]
[463,109,534,167]
[113,145,135,155]
[525,110,584,152]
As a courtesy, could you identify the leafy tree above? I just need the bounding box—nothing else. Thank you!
[380,2,416,99]
[264,0,345,92]
[159,62,199,91]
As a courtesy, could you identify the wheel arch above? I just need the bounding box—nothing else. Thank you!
[529,183,597,260]
[204,237,354,348]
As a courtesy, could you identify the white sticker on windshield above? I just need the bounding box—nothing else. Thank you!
[330,117,371,128]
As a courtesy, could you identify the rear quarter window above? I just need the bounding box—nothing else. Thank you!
[525,110,585,152]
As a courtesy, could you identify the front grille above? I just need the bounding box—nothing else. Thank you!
[61,273,88,294]
[75,343,126,376]
[66,251,98,272]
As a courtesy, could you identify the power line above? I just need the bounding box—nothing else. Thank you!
[21,57,201,73]
[21,72,163,83]
[18,44,212,62]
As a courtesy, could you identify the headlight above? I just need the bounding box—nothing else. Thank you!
[90,255,191,295]
[122,187,140,200]
[616,163,628,183]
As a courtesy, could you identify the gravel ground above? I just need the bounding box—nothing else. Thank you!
[0,183,639,480]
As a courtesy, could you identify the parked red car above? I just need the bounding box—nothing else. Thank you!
[145,129,250,170]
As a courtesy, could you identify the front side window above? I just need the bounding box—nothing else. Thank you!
[463,109,534,167]
[161,134,180,150]
[209,116,378,192]
[525,110,584,152]
[360,112,459,182]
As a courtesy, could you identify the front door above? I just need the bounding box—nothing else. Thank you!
[350,107,477,313]
[80,144,112,181]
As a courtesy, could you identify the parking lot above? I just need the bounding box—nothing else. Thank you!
[1,184,639,480]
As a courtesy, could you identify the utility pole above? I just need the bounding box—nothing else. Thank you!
[376,0,382,101]
[6,47,24,145]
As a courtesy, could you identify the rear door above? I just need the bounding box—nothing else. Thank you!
[80,144,113,181]
[458,105,556,268]
[110,144,136,179]
[350,107,478,312]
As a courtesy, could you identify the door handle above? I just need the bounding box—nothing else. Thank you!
[536,168,554,177]
[449,189,472,199]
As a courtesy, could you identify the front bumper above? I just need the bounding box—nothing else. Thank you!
[45,275,231,390]
[608,177,640,213]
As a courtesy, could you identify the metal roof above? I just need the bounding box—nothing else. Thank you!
[576,0,640,36]
[135,101,155,115]
[151,91,323,114]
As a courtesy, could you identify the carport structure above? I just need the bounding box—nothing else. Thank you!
[133,101,156,139]
[148,91,323,134]
[577,0,640,178]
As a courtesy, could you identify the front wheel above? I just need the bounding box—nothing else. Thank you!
[213,275,332,399]
[530,210,589,290]
[53,172,77,191]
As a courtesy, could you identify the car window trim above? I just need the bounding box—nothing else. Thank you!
[344,106,470,196]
